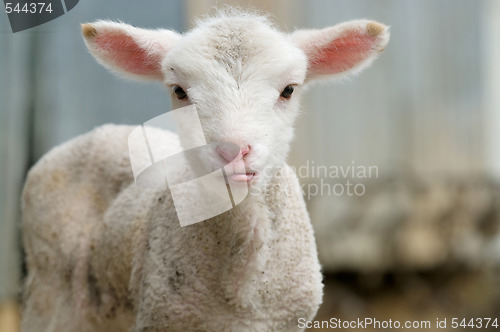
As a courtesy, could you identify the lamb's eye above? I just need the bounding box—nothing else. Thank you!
[173,85,187,100]
[280,85,294,99]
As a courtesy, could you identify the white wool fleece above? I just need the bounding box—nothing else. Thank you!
[22,10,389,332]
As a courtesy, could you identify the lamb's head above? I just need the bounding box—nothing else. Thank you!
[82,12,389,188]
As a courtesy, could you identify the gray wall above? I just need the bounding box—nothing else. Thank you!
[291,0,486,178]
[484,0,500,179]
[289,0,500,271]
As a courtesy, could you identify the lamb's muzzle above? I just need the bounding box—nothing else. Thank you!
[216,143,254,182]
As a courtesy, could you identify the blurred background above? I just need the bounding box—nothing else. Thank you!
[1,0,499,331]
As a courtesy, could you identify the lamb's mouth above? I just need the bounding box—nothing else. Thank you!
[228,172,256,182]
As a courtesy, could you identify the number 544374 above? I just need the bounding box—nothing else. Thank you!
[451,318,499,329]
[5,2,53,14]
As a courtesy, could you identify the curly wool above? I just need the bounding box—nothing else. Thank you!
[22,125,323,331]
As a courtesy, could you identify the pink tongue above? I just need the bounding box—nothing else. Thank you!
[229,173,254,182]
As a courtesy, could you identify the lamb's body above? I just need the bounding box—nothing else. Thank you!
[21,11,389,331]
[22,125,322,331]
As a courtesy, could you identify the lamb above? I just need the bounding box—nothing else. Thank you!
[21,10,389,332]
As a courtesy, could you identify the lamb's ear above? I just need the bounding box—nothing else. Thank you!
[81,21,181,81]
[292,20,389,82]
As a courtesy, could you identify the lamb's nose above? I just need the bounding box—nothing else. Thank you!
[217,144,250,162]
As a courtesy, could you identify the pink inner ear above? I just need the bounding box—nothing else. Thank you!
[94,32,162,77]
[308,31,375,75]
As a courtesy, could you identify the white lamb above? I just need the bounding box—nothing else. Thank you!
[21,11,389,332]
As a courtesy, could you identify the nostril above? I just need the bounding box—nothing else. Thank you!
[241,145,250,157]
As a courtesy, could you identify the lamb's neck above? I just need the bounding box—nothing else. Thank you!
[206,171,287,251]
[210,191,273,252]
[205,191,275,309]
